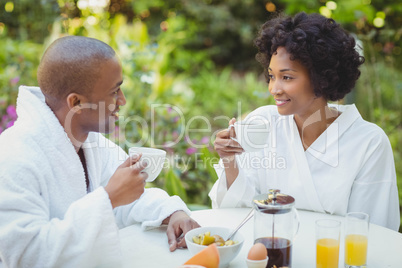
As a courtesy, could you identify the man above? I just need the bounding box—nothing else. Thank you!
[0,36,199,268]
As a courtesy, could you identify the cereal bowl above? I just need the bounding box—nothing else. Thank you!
[185,226,244,268]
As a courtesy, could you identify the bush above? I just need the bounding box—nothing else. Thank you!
[0,36,42,133]
[0,0,400,228]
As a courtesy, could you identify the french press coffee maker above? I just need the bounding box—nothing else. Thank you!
[253,189,299,268]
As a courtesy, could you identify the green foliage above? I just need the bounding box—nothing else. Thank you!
[331,0,376,24]
[0,36,42,132]
[0,0,401,229]
[164,168,188,202]
[280,0,319,14]
[0,37,42,99]
[355,60,402,226]
[0,0,59,42]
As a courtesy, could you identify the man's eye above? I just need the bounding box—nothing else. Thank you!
[114,88,120,94]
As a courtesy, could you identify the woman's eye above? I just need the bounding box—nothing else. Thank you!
[283,76,293,80]
[267,74,274,80]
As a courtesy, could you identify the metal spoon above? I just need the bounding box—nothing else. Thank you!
[226,208,254,241]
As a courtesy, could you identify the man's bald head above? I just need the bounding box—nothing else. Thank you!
[37,36,116,106]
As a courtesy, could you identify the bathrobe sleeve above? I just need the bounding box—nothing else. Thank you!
[208,106,273,208]
[113,188,192,229]
[208,154,260,208]
[347,129,400,231]
[0,164,121,268]
[93,136,191,229]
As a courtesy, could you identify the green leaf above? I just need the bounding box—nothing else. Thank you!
[199,147,219,183]
[164,168,188,202]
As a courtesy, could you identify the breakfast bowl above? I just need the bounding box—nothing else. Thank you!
[184,226,244,268]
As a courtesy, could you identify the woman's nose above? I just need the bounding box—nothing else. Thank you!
[269,81,281,96]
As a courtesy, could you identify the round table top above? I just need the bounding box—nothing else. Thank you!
[119,208,402,268]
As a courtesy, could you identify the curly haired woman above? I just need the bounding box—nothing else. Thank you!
[210,12,400,231]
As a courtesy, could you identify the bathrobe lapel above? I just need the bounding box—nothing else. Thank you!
[287,104,361,213]
[288,116,326,213]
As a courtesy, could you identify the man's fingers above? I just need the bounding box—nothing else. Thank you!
[140,171,148,182]
[166,228,178,252]
[176,221,200,249]
[120,153,143,169]
[176,235,186,249]
[169,240,177,252]
[119,156,133,168]
[130,153,142,165]
[132,159,148,172]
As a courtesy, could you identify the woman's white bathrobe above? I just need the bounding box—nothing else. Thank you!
[209,104,400,231]
[0,86,191,268]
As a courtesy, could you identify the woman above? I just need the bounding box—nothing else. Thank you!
[209,12,400,231]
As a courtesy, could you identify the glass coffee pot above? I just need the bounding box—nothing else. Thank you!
[253,189,299,268]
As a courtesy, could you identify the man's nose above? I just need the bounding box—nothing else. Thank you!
[117,89,126,106]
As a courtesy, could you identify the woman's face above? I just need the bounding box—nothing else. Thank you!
[268,47,324,119]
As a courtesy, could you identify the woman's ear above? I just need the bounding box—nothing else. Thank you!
[66,93,83,114]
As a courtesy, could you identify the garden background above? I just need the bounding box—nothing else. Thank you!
[0,0,401,232]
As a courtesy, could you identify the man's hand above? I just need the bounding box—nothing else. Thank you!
[164,211,200,252]
[104,154,148,208]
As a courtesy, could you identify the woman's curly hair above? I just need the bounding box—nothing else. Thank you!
[254,12,365,101]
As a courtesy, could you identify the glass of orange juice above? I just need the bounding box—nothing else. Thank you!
[315,219,341,268]
[344,212,369,268]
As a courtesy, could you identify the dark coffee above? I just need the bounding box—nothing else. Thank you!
[254,237,292,268]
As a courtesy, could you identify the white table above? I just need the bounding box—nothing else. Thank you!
[120,208,402,267]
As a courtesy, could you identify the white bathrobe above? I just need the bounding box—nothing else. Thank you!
[209,104,400,231]
[0,86,191,268]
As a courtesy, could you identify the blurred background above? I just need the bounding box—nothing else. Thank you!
[0,0,401,231]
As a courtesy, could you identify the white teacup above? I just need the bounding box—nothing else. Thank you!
[229,119,270,152]
[128,147,167,182]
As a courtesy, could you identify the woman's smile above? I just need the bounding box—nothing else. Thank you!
[275,98,291,106]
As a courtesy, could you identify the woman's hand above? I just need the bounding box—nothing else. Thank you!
[214,118,244,160]
[213,118,243,188]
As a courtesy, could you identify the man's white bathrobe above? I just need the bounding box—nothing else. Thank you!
[209,105,400,231]
[0,86,191,268]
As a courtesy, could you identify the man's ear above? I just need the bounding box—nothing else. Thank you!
[66,93,83,114]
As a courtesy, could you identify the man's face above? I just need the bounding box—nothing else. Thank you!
[81,56,126,134]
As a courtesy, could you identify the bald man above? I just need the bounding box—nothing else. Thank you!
[0,36,199,268]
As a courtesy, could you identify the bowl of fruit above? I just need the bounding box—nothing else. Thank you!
[184,226,244,268]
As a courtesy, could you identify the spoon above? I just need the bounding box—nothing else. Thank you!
[226,208,254,241]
